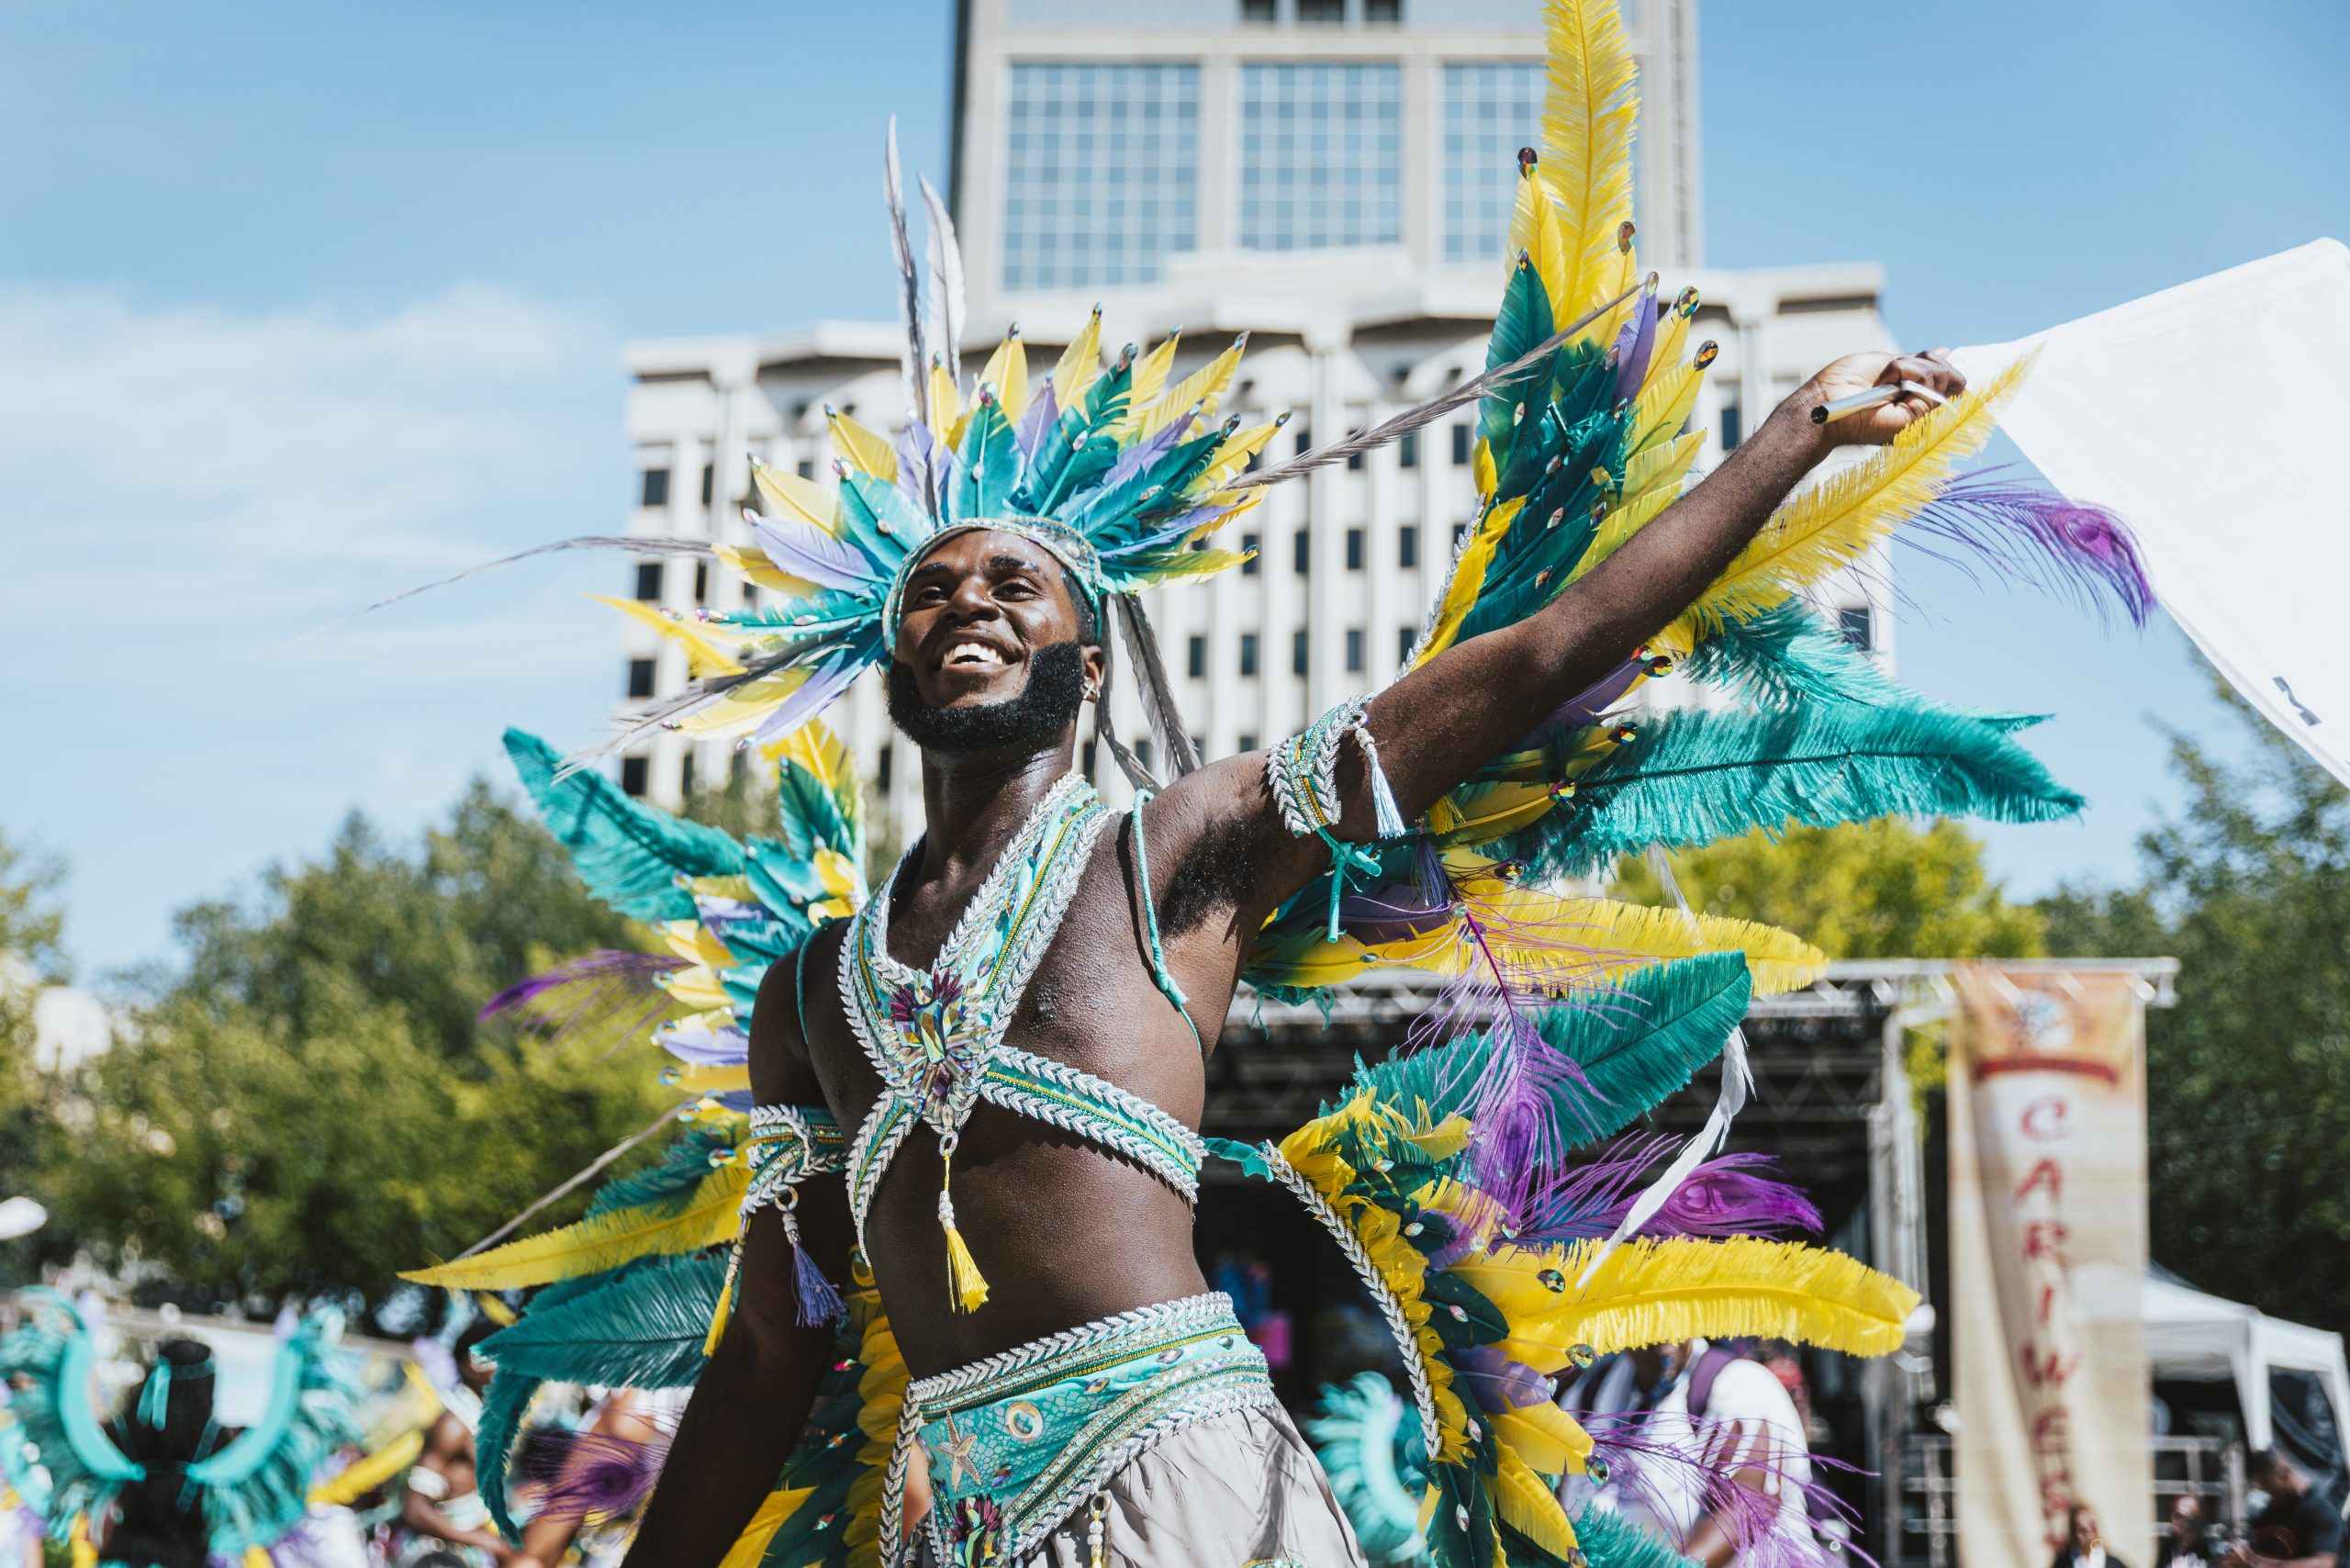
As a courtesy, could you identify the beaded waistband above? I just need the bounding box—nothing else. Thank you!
[884,1293,1278,1562]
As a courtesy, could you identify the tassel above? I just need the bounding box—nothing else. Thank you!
[787,1215,844,1327]
[937,1147,990,1313]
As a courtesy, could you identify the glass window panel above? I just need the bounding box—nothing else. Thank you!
[1003,62,1199,290]
[1442,62,1543,265]
[1240,63,1402,252]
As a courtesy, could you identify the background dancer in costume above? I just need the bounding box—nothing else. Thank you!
[402,1322,571,1568]
[99,1339,228,1568]
[616,337,1965,1568]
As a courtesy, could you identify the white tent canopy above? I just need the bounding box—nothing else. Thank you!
[2143,1271,2350,1451]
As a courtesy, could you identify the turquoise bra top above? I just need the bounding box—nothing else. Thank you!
[745,776,1207,1265]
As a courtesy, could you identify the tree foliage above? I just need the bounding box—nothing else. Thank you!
[1615,817,2048,960]
[35,784,668,1310]
[2041,690,2350,1338]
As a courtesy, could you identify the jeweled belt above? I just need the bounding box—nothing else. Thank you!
[882,1292,1279,1564]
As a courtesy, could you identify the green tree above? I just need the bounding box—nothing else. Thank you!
[1,828,70,1275]
[38,784,669,1308]
[1615,817,2048,959]
[2041,690,2350,1338]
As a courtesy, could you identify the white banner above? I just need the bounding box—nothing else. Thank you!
[1953,239,2350,787]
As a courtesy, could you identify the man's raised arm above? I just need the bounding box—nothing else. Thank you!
[621,953,852,1568]
[1358,350,1964,824]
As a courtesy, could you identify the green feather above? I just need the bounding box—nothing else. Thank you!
[475,1366,542,1542]
[1522,700,2085,878]
[583,1126,735,1221]
[504,730,746,924]
[479,1253,722,1392]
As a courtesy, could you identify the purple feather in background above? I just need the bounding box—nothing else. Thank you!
[1013,378,1060,465]
[746,648,866,747]
[480,950,688,1055]
[1515,1134,1819,1247]
[1452,1344,1559,1413]
[1610,280,1661,409]
[751,514,882,592]
[1906,469,2155,628]
[894,419,952,518]
[1577,1408,1868,1568]
[516,1428,667,1525]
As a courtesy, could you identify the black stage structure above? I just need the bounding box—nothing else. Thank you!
[1192,958,2177,1565]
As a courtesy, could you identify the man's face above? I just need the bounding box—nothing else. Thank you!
[886,529,1103,755]
[2073,1509,2101,1550]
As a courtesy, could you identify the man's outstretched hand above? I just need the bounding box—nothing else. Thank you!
[1803,349,1968,447]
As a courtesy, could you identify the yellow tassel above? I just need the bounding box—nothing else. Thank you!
[937,1153,990,1313]
[703,1237,743,1355]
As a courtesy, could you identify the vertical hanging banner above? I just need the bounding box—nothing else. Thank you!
[1947,969,2151,1568]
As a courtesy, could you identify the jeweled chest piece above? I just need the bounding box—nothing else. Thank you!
[888,969,977,1104]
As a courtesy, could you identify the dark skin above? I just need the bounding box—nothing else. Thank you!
[621,351,1965,1568]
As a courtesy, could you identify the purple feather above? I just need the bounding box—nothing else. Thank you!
[1452,1344,1557,1413]
[516,1428,666,1524]
[751,514,882,592]
[479,951,689,1052]
[1013,379,1060,464]
[1516,1135,1819,1246]
[1658,1152,1822,1238]
[1510,655,1644,750]
[1611,286,1660,408]
[1578,1407,1868,1568]
[1905,471,2155,627]
[657,1020,748,1068]
[746,648,867,747]
[894,419,951,518]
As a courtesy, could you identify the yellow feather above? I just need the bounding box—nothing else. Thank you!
[1473,437,1497,498]
[930,361,963,447]
[1682,352,2033,633]
[718,1486,811,1568]
[1414,498,1525,666]
[1052,307,1103,405]
[677,665,817,741]
[1638,309,1694,408]
[662,923,735,969]
[1629,362,1701,455]
[1494,1399,1594,1478]
[663,965,731,1012]
[1117,334,1183,433]
[975,330,1030,422]
[1494,1444,1583,1559]
[401,1163,750,1290]
[308,1428,423,1506]
[1539,0,1639,323]
[1572,484,1677,581]
[1509,172,1570,312]
[751,459,839,533]
[826,409,898,483]
[1200,419,1285,488]
[1622,429,1701,502]
[1473,1237,1919,1364]
[592,595,746,679]
[1141,336,1245,439]
[669,1062,750,1096]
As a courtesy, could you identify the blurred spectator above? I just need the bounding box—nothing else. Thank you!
[2157,1495,2213,1568]
[2051,1505,2131,1568]
[2232,1451,2343,1568]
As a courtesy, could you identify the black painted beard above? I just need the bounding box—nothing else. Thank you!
[885,641,1089,756]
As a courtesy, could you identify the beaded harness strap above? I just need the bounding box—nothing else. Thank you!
[1265,696,1408,940]
[709,1103,850,1341]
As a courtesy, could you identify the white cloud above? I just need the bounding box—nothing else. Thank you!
[0,284,635,973]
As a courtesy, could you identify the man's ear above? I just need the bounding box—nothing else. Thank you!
[1082,642,1107,700]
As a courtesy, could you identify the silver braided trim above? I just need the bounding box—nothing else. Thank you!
[928,1372,1281,1563]
[1266,696,1389,839]
[983,1048,1206,1202]
[846,1098,919,1253]
[1255,1142,1442,1461]
[878,1385,922,1561]
[741,1103,845,1219]
[905,1291,1239,1406]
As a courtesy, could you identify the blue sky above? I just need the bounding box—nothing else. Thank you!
[5,1,2344,977]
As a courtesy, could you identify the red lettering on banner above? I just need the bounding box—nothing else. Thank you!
[2020,1344,2077,1386]
[2036,1282,2057,1326]
[2013,1158,2064,1204]
[2022,1220,2073,1263]
[2020,1096,2071,1141]
[2031,1406,2072,1453]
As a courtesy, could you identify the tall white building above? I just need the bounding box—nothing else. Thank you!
[615,0,1895,823]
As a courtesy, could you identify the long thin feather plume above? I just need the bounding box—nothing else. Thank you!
[400,1164,746,1291]
[285,538,714,648]
[883,118,931,448]
[1113,595,1202,777]
[918,174,966,388]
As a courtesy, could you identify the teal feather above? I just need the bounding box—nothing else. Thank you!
[505,730,745,924]
[185,1316,364,1556]
[1305,1373,1430,1566]
[1684,602,2043,733]
[1520,700,2086,879]
[952,394,1020,521]
[1571,1505,1695,1568]
[1481,262,1555,460]
[584,1127,735,1220]
[0,1292,139,1532]
[1345,954,1750,1150]
[479,1254,722,1392]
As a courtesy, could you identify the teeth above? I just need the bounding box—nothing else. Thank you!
[945,642,1004,667]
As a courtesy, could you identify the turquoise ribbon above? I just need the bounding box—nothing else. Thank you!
[138,1361,173,1428]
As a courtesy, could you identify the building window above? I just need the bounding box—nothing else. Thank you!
[1450,423,1472,465]
[1453,521,1470,548]
[1397,624,1417,665]
[693,561,710,603]
[1398,524,1419,568]
[1364,0,1402,20]
[1838,605,1874,651]
[742,582,761,611]
[1293,422,1313,456]
[1003,62,1199,290]
[1081,739,1098,779]
[1187,635,1207,678]
[1292,629,1309,676]
[633,561,664,602]
[1442,62,1545,265]
[640,467,670,508]
[1237,732,1259,753]
[699,463,715,507]
[620,756,650,798]
[1239,633,1260,677]
[1399,431,1418,469]
[1240,63,1403,252]
[1293,531,1312,576]
[626,658,657,699]
[796,458,815,479]
[1241,532,1262,574]
[877,744,893,791]
[680,749,696,797]
[1346,627,1365,673]
[1240,0,1275,19]
[1720,403,1743,452]
[1345,529,1364,570]
[1297,0,1343,21]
